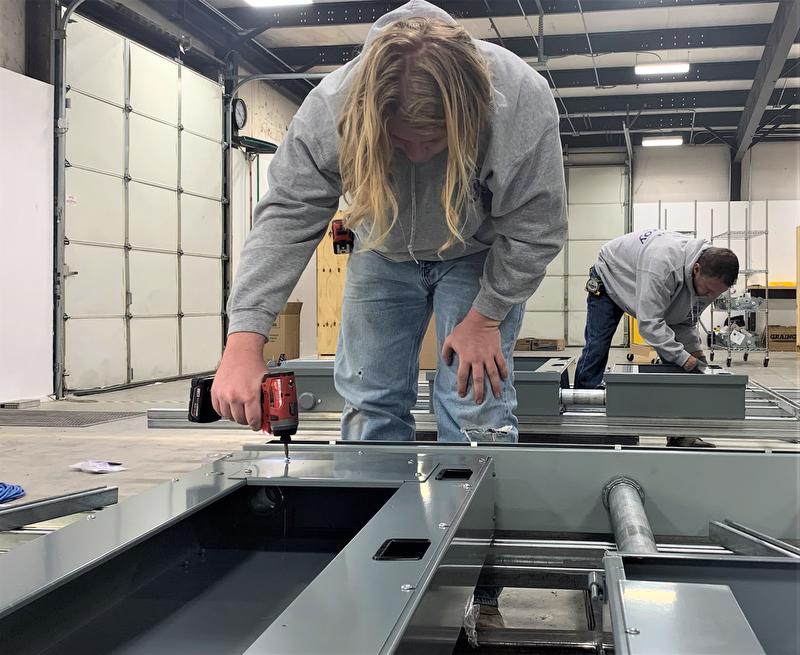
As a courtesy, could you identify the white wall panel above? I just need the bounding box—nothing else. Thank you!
[66,92,124,174]
[567,240,604,276]
[64,244,125,316]
[525,276,564,312]
[65,168,125,246]
[181,195,222,255]
[129,183,178,251]
[181,256,222,314]
[66,16,124,104]
[633,202,659,231]
[568,167,625,204]
[546,249,565,276]
[568,276,590,312]
[129,251,178,315]
[129,43,178,124]
[182,133,222,197]
[64,319,127,389]
[568,203,624,239]
[742,142,800,201]
[129,113,178,188]
[182,316,222,373]
[181,68,222,139]
[519,311,564,340]
[130,318,179,380]
[633,145,730,202]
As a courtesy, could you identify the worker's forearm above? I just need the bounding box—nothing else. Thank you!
[224,331,266,354]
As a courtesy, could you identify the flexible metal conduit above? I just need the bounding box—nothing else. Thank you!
[560,388,607,406]
[602,477,658,554]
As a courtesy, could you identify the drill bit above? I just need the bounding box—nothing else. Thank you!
[283,442,290,461]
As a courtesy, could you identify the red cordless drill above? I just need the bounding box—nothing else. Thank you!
[331,218,354,254]
[188,368,298,459]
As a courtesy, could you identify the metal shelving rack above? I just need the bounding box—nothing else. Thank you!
[709,204,770,367]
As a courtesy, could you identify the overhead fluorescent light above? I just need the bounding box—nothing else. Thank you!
[244,0,313,7]
[642,136,684,147]
[634,62,690,76]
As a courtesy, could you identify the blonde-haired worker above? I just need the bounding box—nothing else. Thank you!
[212,0,565,626]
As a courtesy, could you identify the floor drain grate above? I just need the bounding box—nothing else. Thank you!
[0,410,144,427]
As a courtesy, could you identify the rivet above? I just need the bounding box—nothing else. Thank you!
[626,628,640,635]
[400,584,416,592]
[172,477,180,482]
[462,482,471,490]
[438,522,450,529]
[86,513,96,520]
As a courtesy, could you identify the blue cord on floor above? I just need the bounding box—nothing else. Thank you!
[0,482,25,504]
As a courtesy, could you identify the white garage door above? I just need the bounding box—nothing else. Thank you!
[522,165,628,347]
[63,16,223,390]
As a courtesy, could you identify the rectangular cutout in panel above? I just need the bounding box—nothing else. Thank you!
[129,183,178,251]
[568,166,625,204]
[65,16,124,105]
[129,43,178,125]
[129,113,178,188]
[373,538,431,561]
[525,276,565,312]
[181,68,223,140]
[519,311,564,341]
[65,92,124,175]
[64,318,127,390]
[568,204,625,240]
[181,256,222,315]
[65,168,124,246]
[129,251,178,316]
[181,195,222,256]
[181,133,222,197]
[64,244,125,317]
[435,468,472,480]
[181,315,222,374]
[130,317,179,381]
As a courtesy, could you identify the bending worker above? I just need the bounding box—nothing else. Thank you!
[574,229,739,417]
[211,0,566,628]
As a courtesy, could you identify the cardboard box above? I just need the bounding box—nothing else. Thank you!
[263,302,302,362]
[767,325,797,352]
[514,337,566,352]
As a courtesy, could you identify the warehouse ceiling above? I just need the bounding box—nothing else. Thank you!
[82,0,800,152]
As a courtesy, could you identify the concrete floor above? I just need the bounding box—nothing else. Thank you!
[1,348,797,635]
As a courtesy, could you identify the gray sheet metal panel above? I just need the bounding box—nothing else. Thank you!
[242,456,493,655]
[620,553,800,655]
[615,579,764,655]
[245,443,800,540]
[605,364,748,420]
[710,521,800,558]
[284,359,342,412]
[0,486,118,531]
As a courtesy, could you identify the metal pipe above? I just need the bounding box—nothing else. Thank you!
[602,476,658,554]
[560,388,606,406]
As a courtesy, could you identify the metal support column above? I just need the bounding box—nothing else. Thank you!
[602,476,658,554]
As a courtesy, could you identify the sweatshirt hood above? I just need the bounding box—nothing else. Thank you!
[364,0,457,47]
[683,238,710,295]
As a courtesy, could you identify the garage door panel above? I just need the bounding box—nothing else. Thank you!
[546,249,565,276]
[66,93,124,174]
[129,43,178,124]
[65,319,127,389]
[181,68,223,139]
[182,316,222,373]
[129,113,178,188]
[181,256,222,314]
[65,168,124,245]
[130,318,179,381]
[568,204,624,240]
[519,311,564,340]
[181,195,222,255]
[129,183,178,251]
[129,251,178,315]
[64,244,125,316]
[526,276,564,312]
[568,167,625,204]
[568,311,625,347]
[66,16,124,104]
[567,241,603,276]
[182,133,222,197]
[567,276,592,312]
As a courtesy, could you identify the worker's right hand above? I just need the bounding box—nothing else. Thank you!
[682,355,699,372]
[211,332,268,431]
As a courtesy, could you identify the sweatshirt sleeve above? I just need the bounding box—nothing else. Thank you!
[227,114,341,337]
[635,268,692,367]
[472,123,567,321]
[672,321,704,355]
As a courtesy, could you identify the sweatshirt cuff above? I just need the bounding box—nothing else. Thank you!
[673,350,691,367]
[227,308,277,338]
[472,288,513,322]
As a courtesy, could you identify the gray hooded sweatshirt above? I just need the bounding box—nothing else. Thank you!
[228,0,566,337]
[594,230,711,367]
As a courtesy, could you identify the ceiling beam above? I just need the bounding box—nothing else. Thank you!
[733,0,800,161]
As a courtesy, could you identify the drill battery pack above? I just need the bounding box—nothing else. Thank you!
[188,375,220,423]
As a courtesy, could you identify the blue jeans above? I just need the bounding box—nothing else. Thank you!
[334,248,524,607]
[574,287,625,389]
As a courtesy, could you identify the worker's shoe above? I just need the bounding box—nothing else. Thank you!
[476,604,506,631]
[667,436,715,448]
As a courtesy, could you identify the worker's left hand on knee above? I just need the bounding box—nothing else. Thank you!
[442,308,508,404]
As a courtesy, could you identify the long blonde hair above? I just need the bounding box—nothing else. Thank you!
[337,17,493,250]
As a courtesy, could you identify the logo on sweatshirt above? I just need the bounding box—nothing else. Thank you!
[639,229,657,244]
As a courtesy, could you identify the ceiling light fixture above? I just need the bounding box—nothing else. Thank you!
[635,62,690,76]
[244,0,313,7]
[642,136,684,147]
